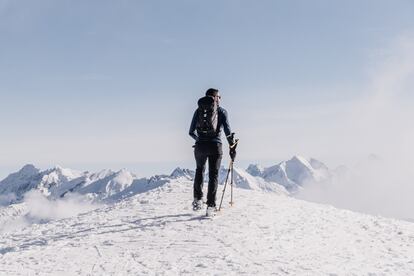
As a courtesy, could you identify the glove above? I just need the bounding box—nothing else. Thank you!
[227,134,235,146]
[230,147,237,161]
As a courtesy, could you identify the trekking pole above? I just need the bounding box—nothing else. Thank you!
[229,138,238,206]
[218,138,239,211]
[230,160,234,206]
[218,159,233,211]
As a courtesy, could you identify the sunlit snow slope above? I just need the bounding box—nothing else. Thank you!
[1,177,413,275]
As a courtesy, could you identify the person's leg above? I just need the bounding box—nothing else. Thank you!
[206,144,223,207]
[194,145,207,200]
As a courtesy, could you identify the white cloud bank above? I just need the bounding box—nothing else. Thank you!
[296,33,414,221]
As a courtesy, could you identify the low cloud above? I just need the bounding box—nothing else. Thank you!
[296,33,414,222]
[24,191,100,222]
[0,191,100,234]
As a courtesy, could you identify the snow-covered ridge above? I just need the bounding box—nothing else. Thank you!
[0,166,177,205]
[0,155,330,206]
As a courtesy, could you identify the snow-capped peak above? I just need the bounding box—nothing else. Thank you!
[290,155,309,164]
[223,167,288,194]
[170,167,195,179]
[88,169,115,181]
[249,156,331,191]
[46,165,83,181]
[104,169,134,197]
[0,164,42,199]
[246,164,264,177]
[18,164,40,177]
[35,166,84,197]
[285,155,315,184]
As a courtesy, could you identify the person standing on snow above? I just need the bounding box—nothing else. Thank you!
[189,88,236,216]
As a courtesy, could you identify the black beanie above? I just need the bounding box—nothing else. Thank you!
[205,88,219,97]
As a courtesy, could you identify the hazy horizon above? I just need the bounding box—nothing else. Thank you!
[1,1,414,203]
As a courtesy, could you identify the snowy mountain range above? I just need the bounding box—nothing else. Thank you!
[1,165,172,204]
[0,156,331,206]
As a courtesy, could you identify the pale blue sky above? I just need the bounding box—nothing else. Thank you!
[1,0,414,177]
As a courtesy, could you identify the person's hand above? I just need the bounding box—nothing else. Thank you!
[227,137,235,146]
[230,148,237,160]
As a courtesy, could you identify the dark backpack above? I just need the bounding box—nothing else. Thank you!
[196,96,218,137]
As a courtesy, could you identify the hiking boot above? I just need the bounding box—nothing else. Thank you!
[192,199,203,211]
[206,206,217,217]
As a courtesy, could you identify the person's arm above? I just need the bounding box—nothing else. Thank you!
[221,108,237,160]
[221,109,233,144]
[189,110,199,141]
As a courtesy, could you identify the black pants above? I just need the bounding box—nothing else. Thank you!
[193,142,223,207]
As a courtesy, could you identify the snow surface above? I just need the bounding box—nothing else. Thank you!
[1,178,414,275]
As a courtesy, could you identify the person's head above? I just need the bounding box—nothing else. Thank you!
[205,88,221,103]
